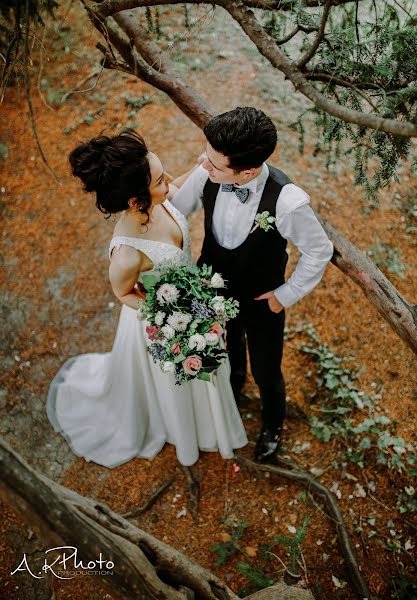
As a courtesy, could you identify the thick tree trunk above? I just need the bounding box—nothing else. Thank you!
[318,215,417,354]
[0,438,314,600]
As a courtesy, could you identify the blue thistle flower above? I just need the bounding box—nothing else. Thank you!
[148,345,166,363]
[191,298,215,319]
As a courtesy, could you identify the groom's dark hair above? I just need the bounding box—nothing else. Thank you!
[204,107,277,171]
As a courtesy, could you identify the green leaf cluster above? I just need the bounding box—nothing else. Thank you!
[211,519,247,566]
[295,323,417,516]
[285,1,417,203]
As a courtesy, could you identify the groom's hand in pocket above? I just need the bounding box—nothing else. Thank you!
[254,290,284,314]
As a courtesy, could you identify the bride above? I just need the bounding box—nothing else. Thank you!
[47,130,248,468]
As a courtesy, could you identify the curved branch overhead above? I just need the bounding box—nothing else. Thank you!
[86,3,212,128]
[93,0,417,138]
[218,0,417,137]
[97,0,362,19]
[85,0,417,353]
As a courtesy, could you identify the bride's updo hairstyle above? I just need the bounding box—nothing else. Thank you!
[69,130,152,219]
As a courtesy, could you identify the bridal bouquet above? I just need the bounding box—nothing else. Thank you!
[137,262,239,384]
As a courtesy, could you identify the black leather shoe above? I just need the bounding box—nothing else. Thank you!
[254,427,282,463]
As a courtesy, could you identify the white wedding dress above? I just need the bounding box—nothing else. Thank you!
[47,200,248,468]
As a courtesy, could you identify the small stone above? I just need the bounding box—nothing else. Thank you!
[353,483,367,498]
[405,539,415,551]
[332,575,347,589]
[310,467,323,476]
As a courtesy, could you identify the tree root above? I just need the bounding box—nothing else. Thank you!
[121,476,175,519]
[235,451,371,599]
[181,465,199,519]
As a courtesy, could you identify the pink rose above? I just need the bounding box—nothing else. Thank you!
[171,342,181,356]
[146,325,159,341]
[210,322,224,336]
[182,355,202,375]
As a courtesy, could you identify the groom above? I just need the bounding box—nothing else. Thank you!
[172,107,333,463]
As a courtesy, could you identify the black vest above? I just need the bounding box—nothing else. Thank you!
[198,165,292,301]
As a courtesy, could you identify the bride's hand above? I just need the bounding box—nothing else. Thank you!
[197,152,207,165]
[135,281,147,300]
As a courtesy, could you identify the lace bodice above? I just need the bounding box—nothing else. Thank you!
[109,201,195,271]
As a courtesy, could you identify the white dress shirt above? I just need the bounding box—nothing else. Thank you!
[171,164,333,307]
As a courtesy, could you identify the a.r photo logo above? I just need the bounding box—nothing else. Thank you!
[10,546,114,580]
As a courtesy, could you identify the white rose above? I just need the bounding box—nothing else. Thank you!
[167,311,192,332]
[188,334,206,351]
[210,273,225,288]
[156,283,179,305]
[204,332,219,346]
[211,295,225,315]
[161,361,176,375]
[136,300,147,320]
[155,311,166,326]
[161,324,175,339]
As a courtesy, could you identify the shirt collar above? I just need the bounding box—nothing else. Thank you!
[235,163,269,194]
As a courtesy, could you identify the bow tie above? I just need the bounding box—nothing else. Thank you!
[221,183,250,204]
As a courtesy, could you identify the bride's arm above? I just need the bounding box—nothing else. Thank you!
[109,246,147,310]
[166,153,206,199]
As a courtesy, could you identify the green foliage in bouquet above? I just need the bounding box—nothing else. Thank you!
[138,262,239,384]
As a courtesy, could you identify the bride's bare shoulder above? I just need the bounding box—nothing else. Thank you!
[110,243,143,271]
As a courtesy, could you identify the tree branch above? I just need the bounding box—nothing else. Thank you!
[95,0,416,137]
[304,70,381,91]
[305,71,380,110]
[316,213,417,354]
[273,25,300,46]
[84,3,212,128]
[217,0,417,137]
[297,0,332,69]
[235,453,371,599]
[112,9,174,75]
[23,0,60,182]
[96,0,362,19]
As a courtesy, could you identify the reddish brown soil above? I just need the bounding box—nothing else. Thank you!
[1,4,416,600]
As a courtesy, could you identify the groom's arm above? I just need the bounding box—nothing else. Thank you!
[256,185,333,312]
[170,165,208,217]
[273,185,334,308]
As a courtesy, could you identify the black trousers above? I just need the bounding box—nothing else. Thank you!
[226,298,286,430]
